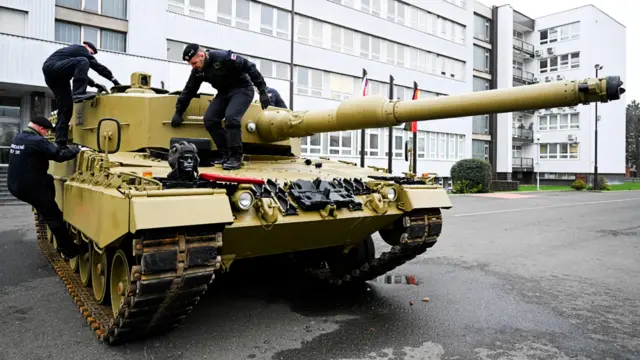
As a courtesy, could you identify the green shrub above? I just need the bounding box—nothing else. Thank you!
[452,179,483,194]
[598,176,611,191]
[450,158,492,193]
[570,179,585,190]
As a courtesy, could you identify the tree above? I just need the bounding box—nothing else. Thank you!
[626,100,640,173]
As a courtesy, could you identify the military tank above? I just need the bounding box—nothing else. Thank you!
[36,72,625,345]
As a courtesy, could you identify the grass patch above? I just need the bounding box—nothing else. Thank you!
[516,182,640,192]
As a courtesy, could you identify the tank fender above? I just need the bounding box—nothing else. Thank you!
[396,186,453,211]
[129,189,234,232]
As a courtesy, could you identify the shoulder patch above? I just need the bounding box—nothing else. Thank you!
[230,53,237,61]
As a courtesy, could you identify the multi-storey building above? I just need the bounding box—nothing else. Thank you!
[0,0,472,187]
[470,2,627,184]
[0,0,626,186]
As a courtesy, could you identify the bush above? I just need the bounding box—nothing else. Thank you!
[452,179,483,194]
[450,158,492,193]
[570,179,585,190]
[597,176,611,191]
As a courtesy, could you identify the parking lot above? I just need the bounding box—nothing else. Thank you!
[0,189,639,359]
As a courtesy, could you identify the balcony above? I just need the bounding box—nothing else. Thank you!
[513,68,535,85]
[512,126,534,143]
[512,157,534,171]
[513,38,535,58]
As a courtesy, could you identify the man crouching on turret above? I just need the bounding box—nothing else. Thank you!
[170,44,270,170]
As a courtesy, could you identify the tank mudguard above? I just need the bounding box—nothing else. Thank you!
[129,192,234,232]
[396,186,453,211]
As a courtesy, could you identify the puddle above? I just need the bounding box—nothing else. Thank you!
[370,274,420,285]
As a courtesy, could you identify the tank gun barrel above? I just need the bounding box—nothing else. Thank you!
[255,76,625,142]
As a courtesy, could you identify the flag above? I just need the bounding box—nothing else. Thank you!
[410,85,420,133]
[360,68,369,96]
[405,81,420,132]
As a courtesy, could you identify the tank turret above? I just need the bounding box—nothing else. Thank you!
[64,72,624,158]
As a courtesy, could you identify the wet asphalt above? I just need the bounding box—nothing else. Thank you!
[0,190,639,359]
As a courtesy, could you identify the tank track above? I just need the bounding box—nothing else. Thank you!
[34,212,223,345]
[307,208,443,286]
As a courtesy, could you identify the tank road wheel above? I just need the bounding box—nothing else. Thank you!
[91,247,111,304]
[109,250,131,318]
[68,231,80,272]
[326,235,376,280]
[78,240,92,287]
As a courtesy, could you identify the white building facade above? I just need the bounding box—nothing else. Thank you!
[0,0,627,185]
[0,0,473,184]
[474,3,626,184]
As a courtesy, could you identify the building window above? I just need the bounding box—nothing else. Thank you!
[329,131,354,156]
[295,67,323,97]
[260,3,290,39]
[538,112,579,130]
[540,52,579,73]
[473,45,490,72]
[168,0,205,19]
[213,0,248,28]
[54,21,126,52]
[0,6,27,36]
[539,143,579,159]
[363,129,381,157]
[540,22,580,44]
[301,134,322,154]
[472,115,489,134]
[56,0,127,19]
[472,140,489,161]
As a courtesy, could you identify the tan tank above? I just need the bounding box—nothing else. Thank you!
[36,72,624,344]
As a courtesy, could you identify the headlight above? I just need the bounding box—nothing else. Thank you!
[234,191,254,210]
[386,187,397,201]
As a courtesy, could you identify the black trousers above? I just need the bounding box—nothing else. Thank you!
[10,175,72,248]
[42,57,91,144]
[203,86,254,155]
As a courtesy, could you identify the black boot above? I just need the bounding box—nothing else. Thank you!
[214,149,229,165]
[55,237,79,259]
[222,149,242,170]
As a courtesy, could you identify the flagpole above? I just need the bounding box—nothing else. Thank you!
[412,81,418,174]
[359,68,367,168]
[388,75,394,174]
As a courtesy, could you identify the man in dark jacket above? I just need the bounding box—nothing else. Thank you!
[170,44,270,170]
[7,116,81,259]
[42,41,120,147]
[266,87,288,109]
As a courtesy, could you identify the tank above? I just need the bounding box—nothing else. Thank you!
[36,72,625,345]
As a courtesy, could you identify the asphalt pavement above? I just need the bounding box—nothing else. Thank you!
[0,190,639,360]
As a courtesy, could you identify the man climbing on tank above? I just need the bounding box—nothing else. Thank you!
[171,43,270,170]
[42,41,121,148]
[7,116,81,259]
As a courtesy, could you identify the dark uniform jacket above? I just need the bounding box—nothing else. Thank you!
[175,50,267,115]
[42,44,114,87]
[266,87,287,108]
[7,127,79,195]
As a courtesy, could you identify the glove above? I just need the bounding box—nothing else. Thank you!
[112,78,121,86]
[258,88,270,110]
[171,113,183,128]
[94,83,107,93]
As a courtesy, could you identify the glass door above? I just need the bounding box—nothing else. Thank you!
[0,96,22,165]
